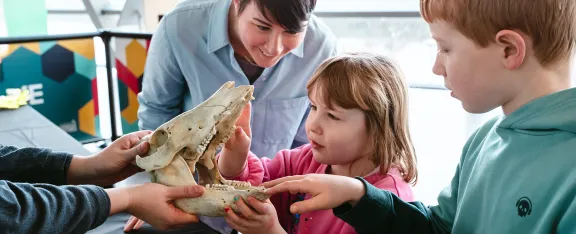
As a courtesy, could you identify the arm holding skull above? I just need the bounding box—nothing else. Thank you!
[0,144,113,233]
[0,132,206,233]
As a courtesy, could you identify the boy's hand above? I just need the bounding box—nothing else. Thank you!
[218,102,252,178]
[224,197,286,234]
[67,130,152,186]
[106,183,204,231]
[263,174,366,214]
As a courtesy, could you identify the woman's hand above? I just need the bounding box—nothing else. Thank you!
[67,130,152,186]
[106,183,205,231]
[224,197,286,234]
[263,174,366,214]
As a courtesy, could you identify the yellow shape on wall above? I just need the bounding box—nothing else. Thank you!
[6,43,41,55]
[126,39,147,78]
[58,38,95,59]
[121,89,140,124]
[78,100,96,136]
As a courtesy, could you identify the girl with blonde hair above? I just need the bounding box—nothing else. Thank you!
[218,52,419,234]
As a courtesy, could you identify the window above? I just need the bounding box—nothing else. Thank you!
[47,14,96,34]
[0,0,6,55]
[0,0,6,37]
[46,0,85,10]
[316,0,420,12]
[319,17,439,87]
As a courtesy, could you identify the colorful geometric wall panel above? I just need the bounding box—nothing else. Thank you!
[0,38,101,142]
[115,38,150,135]
[126,40,146,78]
[74,53,97,80]
[58,39,95,60]
[40,41,57,54]
[41,44,75,83]
[8,43,41,55]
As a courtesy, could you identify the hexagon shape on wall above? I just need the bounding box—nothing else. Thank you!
[41,44,75,83]
[126,40,147,78]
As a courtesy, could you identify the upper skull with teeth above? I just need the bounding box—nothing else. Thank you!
[134,81,269,217]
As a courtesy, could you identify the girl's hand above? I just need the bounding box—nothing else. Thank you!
[262,174,366,214]
[224,196,286,234]
[224,101,252,152]
[218,102,252,178]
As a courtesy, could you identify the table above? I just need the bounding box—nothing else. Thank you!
[0,105,90,155]
[87,212,220,234]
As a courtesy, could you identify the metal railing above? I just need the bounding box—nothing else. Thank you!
[0,30,152,142]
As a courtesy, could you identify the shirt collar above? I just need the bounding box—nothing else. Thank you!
[207,0,304,58]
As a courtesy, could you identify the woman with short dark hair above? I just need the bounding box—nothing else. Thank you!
[137,0,337,161]
[134,0,338,232]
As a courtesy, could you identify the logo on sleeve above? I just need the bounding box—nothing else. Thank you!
[516,197,532,217]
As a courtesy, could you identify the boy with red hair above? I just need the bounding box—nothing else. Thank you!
[263,0,576,233]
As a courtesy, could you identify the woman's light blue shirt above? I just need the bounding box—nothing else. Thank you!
[137,0,339,160]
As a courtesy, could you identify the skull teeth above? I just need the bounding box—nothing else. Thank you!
[224,180,251,188]
[204,181,252,191]
[196,145,206,153]
[196,126,218,153]
[205,184,233,191]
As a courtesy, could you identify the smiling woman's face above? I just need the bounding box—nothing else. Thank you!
[231,0,308,68]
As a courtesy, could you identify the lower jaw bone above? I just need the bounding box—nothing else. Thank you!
[150,154,269,217]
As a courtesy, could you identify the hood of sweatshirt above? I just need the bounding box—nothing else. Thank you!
[498,87,576,134]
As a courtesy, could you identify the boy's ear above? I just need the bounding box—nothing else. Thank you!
[494,30,527,69]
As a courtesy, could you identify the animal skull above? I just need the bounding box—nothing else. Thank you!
[134,81,269,217]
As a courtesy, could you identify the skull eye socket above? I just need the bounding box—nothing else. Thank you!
[151,129,169,147]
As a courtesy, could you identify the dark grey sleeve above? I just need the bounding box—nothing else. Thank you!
[0,145,111,233]
[0,180,110,233]
[0,145,74,185]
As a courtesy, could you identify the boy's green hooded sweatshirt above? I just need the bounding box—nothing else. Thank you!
[333,88,576,234]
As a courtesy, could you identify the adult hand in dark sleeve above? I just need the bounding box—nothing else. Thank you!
[66,130,152,187]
